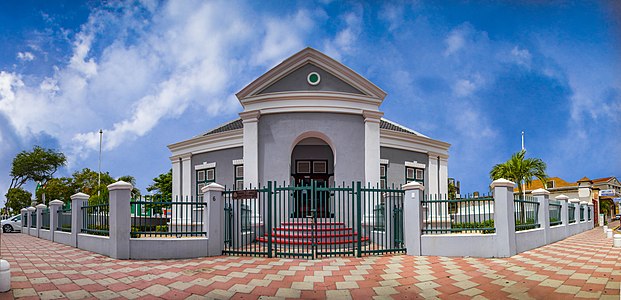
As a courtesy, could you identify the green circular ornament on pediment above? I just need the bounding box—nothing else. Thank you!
[307,72,320,86]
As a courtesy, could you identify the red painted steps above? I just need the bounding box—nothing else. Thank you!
[257,221,369,247]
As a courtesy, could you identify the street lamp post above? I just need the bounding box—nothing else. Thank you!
[98,129,102,197]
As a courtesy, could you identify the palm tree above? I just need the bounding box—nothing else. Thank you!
[490,150,548,223]
[490,150,548,195]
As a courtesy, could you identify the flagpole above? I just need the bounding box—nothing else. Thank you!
[522,131,525,199]
[98,129,102,197]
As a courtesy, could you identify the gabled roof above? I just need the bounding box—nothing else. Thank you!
[515,176,577,192]
[236,47,387,102]
[200,117,427,137]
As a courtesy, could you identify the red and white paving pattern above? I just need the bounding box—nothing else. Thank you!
[1,223,620,299]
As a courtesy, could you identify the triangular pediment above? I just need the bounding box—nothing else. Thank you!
[257,62,365,95]
[236,47,386,102]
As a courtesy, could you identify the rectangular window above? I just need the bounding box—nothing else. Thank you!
[196,168,216,201]
[235,165,244,190]
[406,167,424,184]
[313,161,327,174]
[380,164,387,189]
[547,180,555,188]
[297,161,311,173]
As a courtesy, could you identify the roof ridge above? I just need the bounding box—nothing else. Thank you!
[380,118,428,138]
[198,118,243,137]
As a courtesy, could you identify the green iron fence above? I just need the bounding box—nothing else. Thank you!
[130,195,206,238]
[222,181,405,259]
[549,200,562,226]
[30,210,36,228]
[23,213,28,228]
[587,206,591,221]
[421,194,495,234]
[580,205,585,222]
[568,204,576,223]
[57,206,72,232]
[360,184,405,256]
[41,208,50,230]
[514,195,540,231]
[81,203,109,236]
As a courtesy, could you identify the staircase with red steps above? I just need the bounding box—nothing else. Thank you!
[257,221,369,248]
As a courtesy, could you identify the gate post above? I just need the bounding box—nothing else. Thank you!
[491,179,517,257]
[203,183,224,256]
[20,208,28,233]
[403,181,424,256]
[71,192,89,248]
[49,200,63,242]
[26,207,35,236]
[108,181,132,259]
[532,188,550,244]
[35,204,46,238]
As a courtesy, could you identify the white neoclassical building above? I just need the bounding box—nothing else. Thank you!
[168,48,450,204]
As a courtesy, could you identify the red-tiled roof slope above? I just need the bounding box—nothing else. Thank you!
[513,177,577,192]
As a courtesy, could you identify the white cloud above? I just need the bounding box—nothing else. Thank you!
[323,9,363,61]
[444,28,466,56]
[453,74,484,97]
[510,46,532,67]
[17,52,35,61]
[0,1,332,168]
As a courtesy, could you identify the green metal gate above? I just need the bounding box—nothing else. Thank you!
[223,181,405,259]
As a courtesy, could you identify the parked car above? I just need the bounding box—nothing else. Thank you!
[613,214,621,221]
[1,214,22,233]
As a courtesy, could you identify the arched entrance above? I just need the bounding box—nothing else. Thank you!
[290,137,334,218]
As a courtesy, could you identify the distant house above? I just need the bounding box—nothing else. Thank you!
[516,176,621,223]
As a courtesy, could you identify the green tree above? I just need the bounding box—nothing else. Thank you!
[5,188,32,214]
[35,177,75,203]
[8,146,66,190]
[489,150,548,195]
[117,175,141,199]
[146,169,172,200]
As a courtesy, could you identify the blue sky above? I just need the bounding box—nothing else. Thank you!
[0,1,619,205]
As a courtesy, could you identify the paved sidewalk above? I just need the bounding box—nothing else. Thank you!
[1,224,620,299]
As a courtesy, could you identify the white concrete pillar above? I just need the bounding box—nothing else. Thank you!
[438,156,449,196]
[403,181,424,256]
[181,154,192,200]
[71,192,89,248]
[532,188,550,243]
[171,157,181,202]
[606,229,613,239]
[108,181,133,259]
[26,206,35,236]
[20,208,28,233]
[363,111,382,186]
[241,111,260,188]
[35,204,46,238]
[427,154,439,196]
[202,183,225,256]
[613,234,621,248]
[491,179,517,257]
[49,200,63,242]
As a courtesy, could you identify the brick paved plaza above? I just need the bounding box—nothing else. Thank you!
[1,223,619,299]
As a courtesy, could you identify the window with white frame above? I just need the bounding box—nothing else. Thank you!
[380,164,387,189]
[406,167,424,184]
[234,164,244,190]
[196,168,215,200]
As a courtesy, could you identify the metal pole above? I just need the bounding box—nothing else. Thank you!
[98,129,103,197]
[521,131,525,200]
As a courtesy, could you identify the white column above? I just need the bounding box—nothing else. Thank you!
[555,194,569,239]
[181,154,192,200]
[403,181,424,256]
[427,154,439,196]
[438,156,449,196]
[532,188,550,243]
[491,179,517,257]
[241,111,260,188]
[363,111,382,186]
[170,157,181,202]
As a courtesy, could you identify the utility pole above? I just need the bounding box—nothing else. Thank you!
[98,129,103,197]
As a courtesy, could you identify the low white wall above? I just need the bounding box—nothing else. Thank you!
[421,234,499,257]
[129,238,209,259]
[515,228,545,253]
[39,229,51,241]
[54,231,75,247]
[567,223,580,236]
[29,228,36,236]
[77,234,110,256]
[548,225,566,243]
